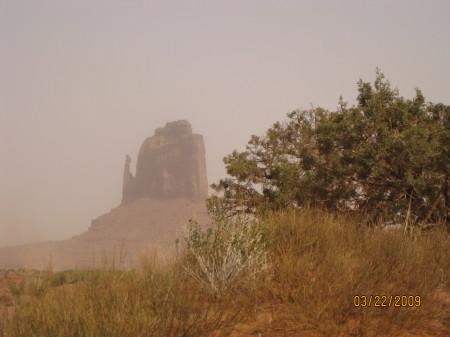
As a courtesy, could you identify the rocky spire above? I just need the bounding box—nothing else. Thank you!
[122,120,208,203]
[122,154,133,202]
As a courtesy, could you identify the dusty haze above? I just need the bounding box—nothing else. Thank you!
[1,0,449,247]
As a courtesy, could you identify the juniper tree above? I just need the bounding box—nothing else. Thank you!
[209,70,449,228]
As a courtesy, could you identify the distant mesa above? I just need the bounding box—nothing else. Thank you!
[122,120,208,203]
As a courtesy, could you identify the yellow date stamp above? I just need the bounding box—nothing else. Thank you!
[353,295,421,307]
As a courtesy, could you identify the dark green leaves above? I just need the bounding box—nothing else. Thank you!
[210,71,449,228]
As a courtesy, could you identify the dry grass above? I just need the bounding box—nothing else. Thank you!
[263,208,450,336]
[1,208,449,336]
[0,252,255,337]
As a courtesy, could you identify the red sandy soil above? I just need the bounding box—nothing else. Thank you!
[0,272,23,293]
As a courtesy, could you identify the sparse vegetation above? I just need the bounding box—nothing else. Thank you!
[1,71,449,336]
[1,208,449,336]
[0,248,254,337]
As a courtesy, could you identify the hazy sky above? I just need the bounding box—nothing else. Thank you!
[1,0,449,247]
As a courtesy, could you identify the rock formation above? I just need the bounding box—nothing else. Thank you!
[0,120,210,271]
[122,120,208,203]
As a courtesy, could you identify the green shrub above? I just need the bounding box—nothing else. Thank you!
[184,214,269,297]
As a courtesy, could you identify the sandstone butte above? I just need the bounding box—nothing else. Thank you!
[0,120,210,271]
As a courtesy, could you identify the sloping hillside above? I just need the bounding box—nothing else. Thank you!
[0,198,208,271]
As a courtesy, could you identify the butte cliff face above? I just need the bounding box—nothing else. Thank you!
[122,120,208,203]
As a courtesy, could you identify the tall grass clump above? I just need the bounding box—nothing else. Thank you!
[183,213,269,298]
[264,207,450,336]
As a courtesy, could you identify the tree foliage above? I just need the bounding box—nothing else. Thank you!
[209,70,449,227]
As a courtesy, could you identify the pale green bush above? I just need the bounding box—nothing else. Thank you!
[183,215,269,297]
